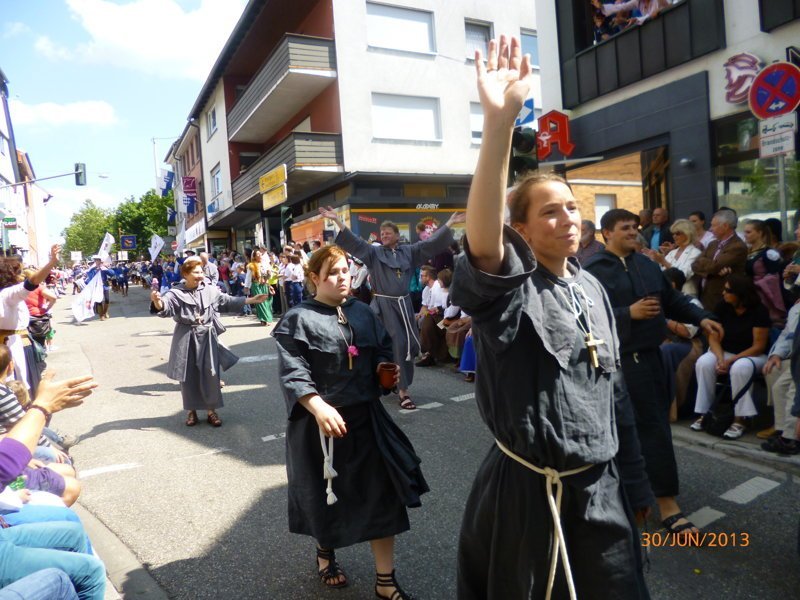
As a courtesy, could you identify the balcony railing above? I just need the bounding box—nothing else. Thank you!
[227,34,336,143]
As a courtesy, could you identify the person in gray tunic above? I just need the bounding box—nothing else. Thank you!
[274,245,427,599]
[318,206,465,409]
[150,256,268,427]
[451,35,653,600]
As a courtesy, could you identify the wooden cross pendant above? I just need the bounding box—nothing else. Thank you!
[348,354,353,370]
[585,332,605,369]
[396,269,402,279]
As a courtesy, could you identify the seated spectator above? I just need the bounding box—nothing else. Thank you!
[445,313,472,362]
[575,219,604,264]
[600,0,669,25]
[643,219,702,296]
[759,301,799,454]
[691,208,748,310]
[692,274,770,439]
[0,568,78,600]
[459,330,476,383]
[416,269,458,367]
[744,219,787,328]
[416,266,439,322]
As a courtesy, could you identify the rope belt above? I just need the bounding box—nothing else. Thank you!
[373,293,420,361]
[318,428,338,505]
[495,439,594,600]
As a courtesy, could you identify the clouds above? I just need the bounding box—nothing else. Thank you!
[3,22,31,39]
[9,99,118,126]
[33,0,247,81]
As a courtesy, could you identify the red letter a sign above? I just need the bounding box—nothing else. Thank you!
[536,110,575,161]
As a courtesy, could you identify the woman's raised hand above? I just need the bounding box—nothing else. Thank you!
[475,35,533,126]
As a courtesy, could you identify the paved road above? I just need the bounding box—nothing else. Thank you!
[46,288,799,599]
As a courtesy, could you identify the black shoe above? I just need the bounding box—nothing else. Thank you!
[761,436,799,455]
[414,353,435,367]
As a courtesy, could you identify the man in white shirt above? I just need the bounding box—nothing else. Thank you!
[417,265,439,321]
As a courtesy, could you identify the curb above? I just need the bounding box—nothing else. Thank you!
[671,424,800,477]
[73,503,170,599]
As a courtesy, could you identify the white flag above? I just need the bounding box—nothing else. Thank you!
[97,232,115,262]
[149,235,165,262]
[71,270,105,322]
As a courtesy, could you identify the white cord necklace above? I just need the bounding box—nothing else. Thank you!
[550,281,605,369]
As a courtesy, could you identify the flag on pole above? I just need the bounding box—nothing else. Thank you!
[149,234,165,262]
[97,232,115,262]
[167,207,176,224]
[158,169,175,198]
[71,270,105,322]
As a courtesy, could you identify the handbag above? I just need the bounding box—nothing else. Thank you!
[702,358,757,437]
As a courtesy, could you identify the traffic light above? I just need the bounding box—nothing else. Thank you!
[510,128,538,181]
[74,163,86,186]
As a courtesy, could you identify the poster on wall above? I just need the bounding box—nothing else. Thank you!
[350,210,464,244]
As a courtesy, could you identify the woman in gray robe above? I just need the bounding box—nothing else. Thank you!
[150,256,268,427]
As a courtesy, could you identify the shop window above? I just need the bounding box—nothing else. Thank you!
[521,30,540,69]
[354,182,403,198]
[371,93,441,142]
[366,3,436,54]
[469,103,483,144]
[465,20,491,59]
[447,185,470,201]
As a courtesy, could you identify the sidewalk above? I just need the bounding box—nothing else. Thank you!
[671,420,800,476]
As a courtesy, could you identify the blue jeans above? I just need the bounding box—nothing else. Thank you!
[0,522,104,600]
[0,568,78,599]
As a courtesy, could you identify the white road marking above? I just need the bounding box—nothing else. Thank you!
[173,447,231,461]
[418,402,443,410]
[222,384,268,393]
[262,432,286,442]
[80,463,142,479]
[684,506,726,529]
[719,476,780,504]
[450,393,475,402]
[239,354,278,363]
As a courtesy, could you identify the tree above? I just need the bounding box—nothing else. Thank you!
[62,199,113,261]
[110,189,173,248]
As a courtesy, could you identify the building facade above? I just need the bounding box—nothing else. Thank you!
[176,0,539,253]
[535,0,799,235]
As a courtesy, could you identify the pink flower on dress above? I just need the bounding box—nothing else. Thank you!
[347,345,359,358]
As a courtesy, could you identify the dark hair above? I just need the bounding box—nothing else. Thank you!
[0,344,11,374]
[380,221,400,235]
[663,267,686,291]
[508,173,573,225]
[0,258,23,290]
[689,210,706,222]
[420,265,437,279]
[581,219,597,234]
[724,274,760,310]
[290,254,301,265]
[437,268,453,288]
[745,219,773,247]
[764,218,782,244]
[600,208,639,233]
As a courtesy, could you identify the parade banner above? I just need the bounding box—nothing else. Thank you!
[97,232,115,262]
[149,234,165,261]
[72,269,104,322]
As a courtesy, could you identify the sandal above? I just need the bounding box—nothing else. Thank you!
[375,570,414,600]
[399,395,417,410]
[206,411,222,427]
[185,411,198,426]
[662,512,698,538]
[316,547,347,588]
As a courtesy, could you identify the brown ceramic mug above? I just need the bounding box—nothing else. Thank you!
[377,363,399,390]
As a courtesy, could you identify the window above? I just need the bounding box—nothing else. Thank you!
[465,21,491,59]
[469,103,483,144]
[521,30,539,68]
[366,3,435,54]
[210,164,222,198]
[206,107,217,138]
[371,93,441,142]
[238,152,260,174]
[594,194,616,226]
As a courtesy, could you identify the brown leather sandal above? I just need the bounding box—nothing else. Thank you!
[206,411,222,427]
[185,411,198,426]
[316,547,347,588]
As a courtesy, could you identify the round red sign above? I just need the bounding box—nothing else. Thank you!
[748,62,800,120]
[171,241,178,250]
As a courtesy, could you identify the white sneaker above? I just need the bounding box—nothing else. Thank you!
[690,417,705,431]
[723,423,746,439]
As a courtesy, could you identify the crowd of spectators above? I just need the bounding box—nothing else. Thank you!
[590,0,685,45]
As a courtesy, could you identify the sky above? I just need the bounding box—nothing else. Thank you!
[0,0,248,242]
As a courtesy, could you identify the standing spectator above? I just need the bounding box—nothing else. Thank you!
[638,208,652,232]
[642,219,702,296]
[244,249,274,326]
[218,259,232,294]
[585,208,721,538]
[641,207,674,252]
[691,208,748,311]
[575,219,604,264]
[744,219,787,328]
[692,275,769,439]
[285,255,305,308]
[689,210,716,249]
[199,252,219,286]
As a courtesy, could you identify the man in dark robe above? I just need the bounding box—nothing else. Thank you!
[585,208,722,537]
[318,206,464,409]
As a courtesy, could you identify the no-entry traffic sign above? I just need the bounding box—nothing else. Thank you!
[749,61,800,120]
[171,241,178,250]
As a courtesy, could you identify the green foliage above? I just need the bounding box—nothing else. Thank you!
[60,190,173,260]
[61,199,113,260]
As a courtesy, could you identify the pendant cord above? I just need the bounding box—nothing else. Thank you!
[550,282,596,340]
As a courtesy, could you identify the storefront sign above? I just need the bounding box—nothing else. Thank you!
[723,53,762,104]
[749,62,800,119]
[415,203,440,210]
[258,164,287,194]
[182,176,197,195]
[185,219,206,244]
[262,184,287,210]
[2,217,16,230]
[536,110,575,161]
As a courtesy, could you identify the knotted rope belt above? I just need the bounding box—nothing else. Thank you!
[495,439,594,600]
[372,293,420,361]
